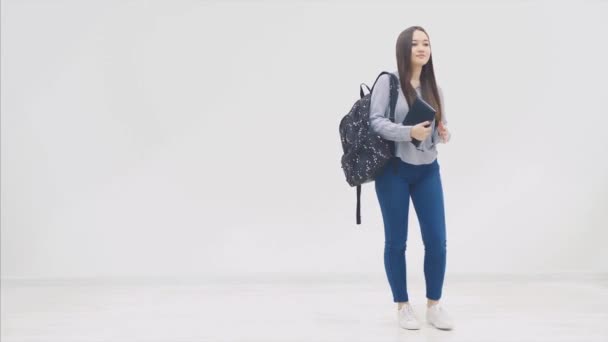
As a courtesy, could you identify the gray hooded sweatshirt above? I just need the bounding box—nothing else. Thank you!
[369,70,448,165]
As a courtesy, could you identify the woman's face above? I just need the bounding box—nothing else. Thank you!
[410,30,431,67]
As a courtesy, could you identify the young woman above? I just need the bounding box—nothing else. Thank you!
[369,26,453,331]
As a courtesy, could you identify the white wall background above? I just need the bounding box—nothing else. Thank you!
[2,0,607,280]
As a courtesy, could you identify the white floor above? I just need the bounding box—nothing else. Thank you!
[2,273,607,342]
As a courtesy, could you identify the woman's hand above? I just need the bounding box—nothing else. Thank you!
[438,122,451,143]
[411,121,432,141]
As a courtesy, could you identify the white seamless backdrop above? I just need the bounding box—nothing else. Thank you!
[1,0,607,280]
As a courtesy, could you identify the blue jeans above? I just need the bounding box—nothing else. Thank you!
[374,157,447,302]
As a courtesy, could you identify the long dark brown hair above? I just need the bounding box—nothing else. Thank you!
[396,26,443,125]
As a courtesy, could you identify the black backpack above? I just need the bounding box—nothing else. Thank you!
[339,71,399,225]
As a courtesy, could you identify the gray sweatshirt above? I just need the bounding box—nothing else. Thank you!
[369,70,448,165]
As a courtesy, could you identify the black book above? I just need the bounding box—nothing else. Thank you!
[402,95,437,147]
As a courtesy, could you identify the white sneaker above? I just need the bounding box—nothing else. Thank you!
[426,303,454,330]
[397,302,421,330]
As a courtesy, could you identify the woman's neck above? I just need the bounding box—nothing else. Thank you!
[410,66,422,87]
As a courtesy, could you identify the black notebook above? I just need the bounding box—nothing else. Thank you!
[402,95,437,147]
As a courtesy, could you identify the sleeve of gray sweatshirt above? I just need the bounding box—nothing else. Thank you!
[369,74,413,142]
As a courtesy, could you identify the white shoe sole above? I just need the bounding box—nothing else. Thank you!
[400,323,421,330]
[427,320,453,330]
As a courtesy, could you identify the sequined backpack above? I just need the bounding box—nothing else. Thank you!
[339,71,398,225]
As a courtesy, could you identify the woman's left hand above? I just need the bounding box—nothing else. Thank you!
[438,122,451,143]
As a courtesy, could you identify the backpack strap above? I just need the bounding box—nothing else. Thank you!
[387,74,398,155]
[356,184,362,225]
[370,71,399,154]
[355,71,399,225]
[388,74,400,176]
[387,74,399,123]
[382,72,400,175]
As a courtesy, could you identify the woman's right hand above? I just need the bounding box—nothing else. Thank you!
[410,121,432,141]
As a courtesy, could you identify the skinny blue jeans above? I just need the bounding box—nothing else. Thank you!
[374,157,447,302]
